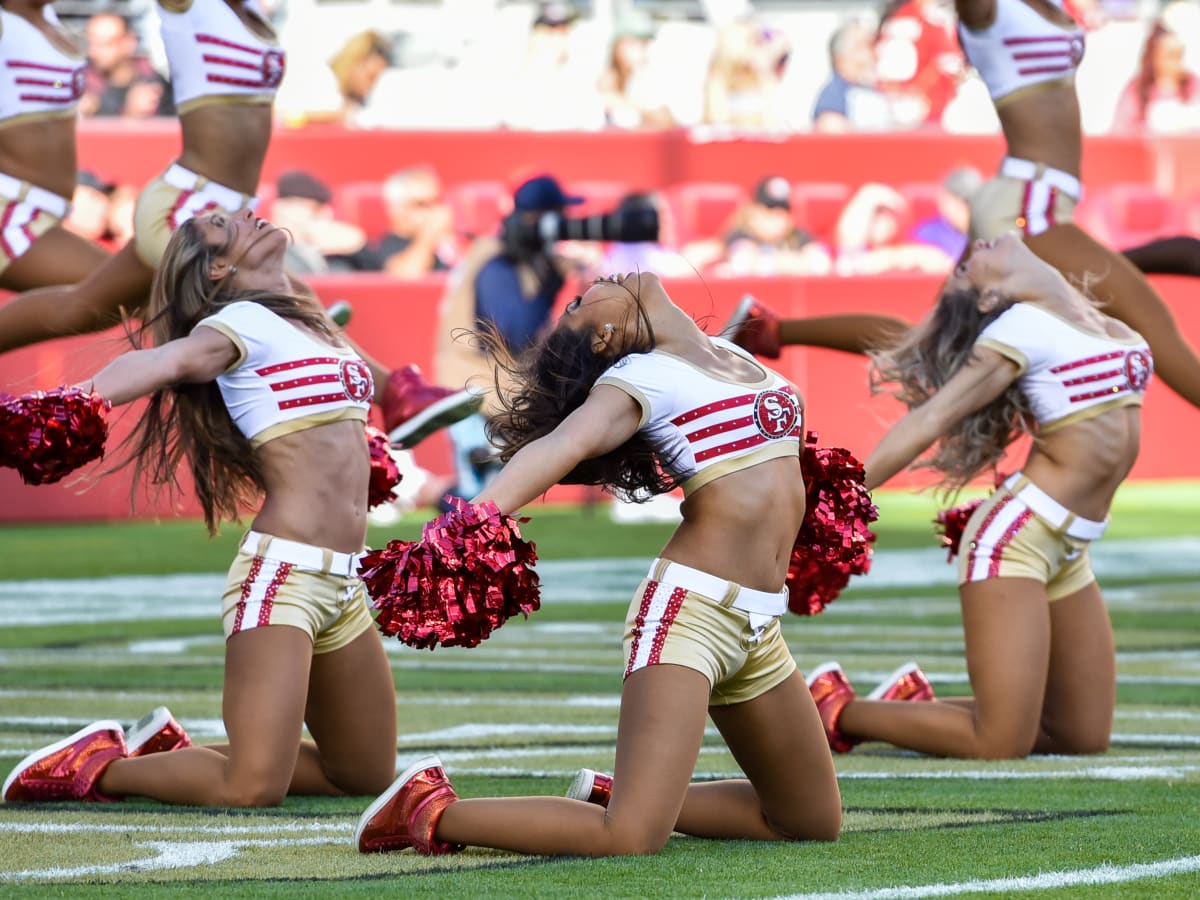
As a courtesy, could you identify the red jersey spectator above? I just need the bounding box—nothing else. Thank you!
[82,12,173,118]
[874,0,964,127]
[1112,19,1200,135]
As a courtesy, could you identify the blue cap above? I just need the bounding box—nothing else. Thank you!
[513,175,584,212]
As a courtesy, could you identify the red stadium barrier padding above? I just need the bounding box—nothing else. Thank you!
[2,274,1197,523]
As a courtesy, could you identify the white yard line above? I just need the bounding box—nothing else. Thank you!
[761,854,1200,900]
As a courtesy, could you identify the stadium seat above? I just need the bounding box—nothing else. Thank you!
[1079,183,1184,248]
[445,180,509,240]
[333,182,390,240]
[899,182,943,230]
[661,182,746,245]
[790,181,853,244]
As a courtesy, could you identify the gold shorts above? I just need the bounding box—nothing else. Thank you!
[969,158,1081,240]
[221,532,375,654]
[133,163,257,268]
[0,179,69,275]
[957,475,1103,601]
[623,558,797,706]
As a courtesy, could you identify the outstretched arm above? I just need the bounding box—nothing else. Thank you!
[865,347,1019,490]
[81,327,240,406]
[955,0,996,30]
[474,384,643,514]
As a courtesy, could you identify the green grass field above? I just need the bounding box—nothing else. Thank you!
[1,483,1198,898]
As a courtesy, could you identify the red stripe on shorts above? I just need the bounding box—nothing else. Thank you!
[624,580,659,679]
[257,562,292,627]
[988,509,1034,578]
[965,494,1012,575]
[232,555,264,634]
[647,587,688,666]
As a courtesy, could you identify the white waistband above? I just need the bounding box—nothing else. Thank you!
[0,172,71,219]
[1002,474,1108,541]
[162,163,257,213]
[241,530,363,577]
[649,558,788,618]
[999,157,1082,201]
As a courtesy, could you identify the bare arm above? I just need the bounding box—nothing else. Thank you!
[81,327,240,407]
[473,384,643,514]
[955,0,996,30]
[864,346,1020,490]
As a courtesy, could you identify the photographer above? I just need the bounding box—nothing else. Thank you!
[435,175,585,498]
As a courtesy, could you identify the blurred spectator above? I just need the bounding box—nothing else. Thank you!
[276,30,392,127]
[909,166,982,260]
[598,14,675,129]
[365,167,455,278]
[600,192,695,277]
[813,19,895,132]
[1063,0,1107,31]
[106,182,137,246]
[703,19,793,131]
[435,174,582,497]
[833,182,955,275]
[719,176,833,277]
[1112,18,1200,134]
[874,0,964,127]
[270,170,370,274]
[82,13,173,118]
[502,3,606,131]
[64,171,116,245]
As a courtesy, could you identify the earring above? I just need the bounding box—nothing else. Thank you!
[604,323,614,334]
[228,265,238,275]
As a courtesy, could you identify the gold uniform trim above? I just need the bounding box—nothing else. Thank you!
[993,75,1076,109]
[158,0,195,13]
[681,441,799,497]
[975,338,1029,375]
[593,376,652,428]
[1039,394,1143,434]
[193,321,248,372]
[176,94,275,115]
[0,107,78,130]
[250,408,368,449]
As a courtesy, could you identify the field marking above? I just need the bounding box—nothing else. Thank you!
[764,853,1200,900]
[0,821,348,835]
[3,538,1198,627]
[0,837,344,882]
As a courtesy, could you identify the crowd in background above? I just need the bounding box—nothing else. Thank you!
[70,0,1200,135]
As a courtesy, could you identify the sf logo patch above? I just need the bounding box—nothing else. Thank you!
[340,359,374,402]
[1125,349,1152,392]
[261,49,286,87]
[752,389,798,439]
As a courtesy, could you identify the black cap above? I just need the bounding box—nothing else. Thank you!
[753,176,791,211]
[513,175,584,212]
[276,170,333,204]
[77,170,114,194]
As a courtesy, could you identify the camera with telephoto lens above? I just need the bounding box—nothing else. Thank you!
[502,205,659,254]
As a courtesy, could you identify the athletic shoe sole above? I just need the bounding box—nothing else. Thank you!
[3,719,124,802]
[566,768,598,803]
[126,706,187,756]
[866,661,923,700]
[722,294,757,335]
[388,389,483,449]
[326,300,353,328]
[353,754,443,851]
[805,661,845,687]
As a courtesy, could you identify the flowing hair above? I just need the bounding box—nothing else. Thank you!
[869,284,1033,491]
[115,217,339,534]
[479,285,679,501]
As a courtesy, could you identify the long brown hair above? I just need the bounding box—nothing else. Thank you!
[118,217,338,533]
[869,285,1033,490]
[479,286,680,500]
[1135,23,1196,121]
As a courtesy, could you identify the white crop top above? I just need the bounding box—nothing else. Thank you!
[595,337,803,496]
[194,301,373,448]
[0,6,85,128]
[159,0,285,114]
[976,303,1152,433]
[958,0,1085,105]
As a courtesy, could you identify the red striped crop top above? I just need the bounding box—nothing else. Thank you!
[0,6,84,127]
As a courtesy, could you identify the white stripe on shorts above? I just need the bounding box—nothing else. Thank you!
[966,494,1034,583]
[625,579,687,677]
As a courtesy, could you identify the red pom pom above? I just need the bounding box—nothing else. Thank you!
[934,498,984,562]
[0,387,110,485]
[786,432,878,616]
[364,425,402,510]
[358,497,541,649]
